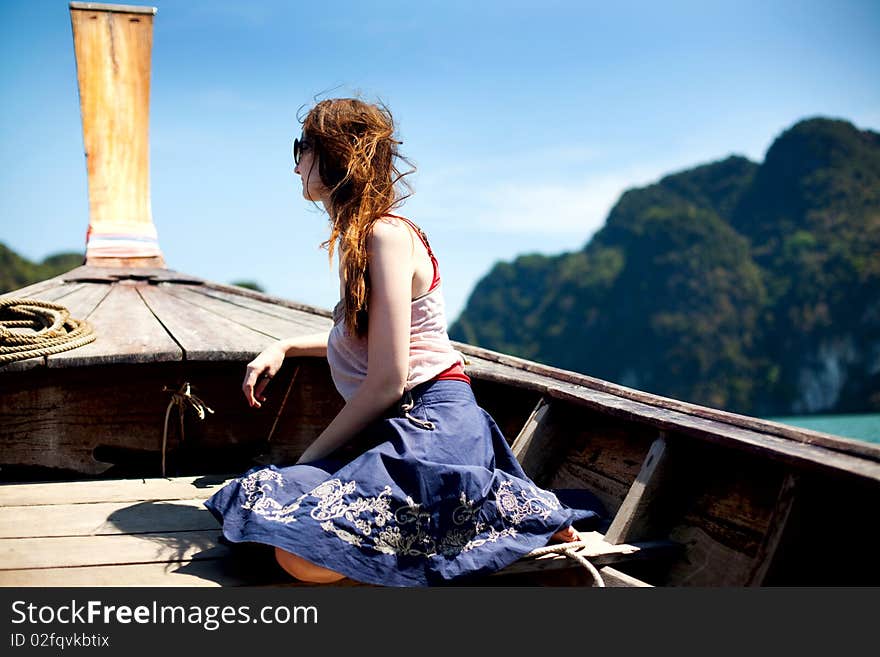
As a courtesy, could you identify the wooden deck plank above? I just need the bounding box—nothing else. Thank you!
[62,265,206,284]
[15,281,85,303]
[0,498,217,538]
[0,560,279,587]
[200,280,333,320]
[156,284,326,345]
[1,275,70,300]
[0,559,373,587]
[138,284,277,360]
[492,531,680,576]
[186,286,331,333]
[0,474,677,586]
[0,472,293,587]
[45,283,182,367]
[0,529,226,570]
[41,282,115,366]
[0,475,237,506]
[0,526,676,581]
[40,281,113,318]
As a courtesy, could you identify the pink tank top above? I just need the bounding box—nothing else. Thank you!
[326,215,468,402]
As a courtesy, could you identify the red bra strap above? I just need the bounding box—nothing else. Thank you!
[383,214,441,291]
[384,214,435,258]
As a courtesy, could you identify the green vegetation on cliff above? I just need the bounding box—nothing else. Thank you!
[0,244,83,292]
[450,117,880,416]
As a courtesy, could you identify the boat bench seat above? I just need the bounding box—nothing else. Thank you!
[490,530,681,586]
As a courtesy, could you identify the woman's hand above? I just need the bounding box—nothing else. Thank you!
[243,342,286,409]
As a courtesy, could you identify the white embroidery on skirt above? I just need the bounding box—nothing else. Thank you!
[309,480,394,531]
[237,470,563,558]
[320,520,363,547]
[239,468,305,524]
[495,480,561,524]
[373,496,435,556]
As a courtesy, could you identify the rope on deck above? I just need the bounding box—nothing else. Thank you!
[0,298,96,364]
[161,382,215,477]
[524,539,606,587]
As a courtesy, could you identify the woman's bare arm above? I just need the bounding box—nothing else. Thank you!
[244,329,331,408]
[296,220,414,463]
[277,330,330,358]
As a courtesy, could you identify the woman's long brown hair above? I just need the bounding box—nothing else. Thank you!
[301,98,417,338]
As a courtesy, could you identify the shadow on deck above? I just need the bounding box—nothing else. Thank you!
[0,474,670,587]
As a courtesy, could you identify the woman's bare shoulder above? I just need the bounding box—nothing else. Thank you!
[372,215,412,234]
[368,217,415,252]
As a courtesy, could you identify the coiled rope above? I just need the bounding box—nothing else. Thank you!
[524,539,606,587]
[0,297,96,364]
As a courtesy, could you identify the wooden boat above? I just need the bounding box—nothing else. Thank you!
[1,2,878,588]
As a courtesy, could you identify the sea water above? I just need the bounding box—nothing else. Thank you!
[762,413,880,445]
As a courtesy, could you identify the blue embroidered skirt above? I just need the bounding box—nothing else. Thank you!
[204,378,603,586]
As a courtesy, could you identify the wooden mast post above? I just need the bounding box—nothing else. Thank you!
[69,2,165,268]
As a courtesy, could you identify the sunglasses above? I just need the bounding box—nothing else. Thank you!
[292,136,311,165]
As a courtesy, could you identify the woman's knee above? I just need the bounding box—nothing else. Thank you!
[274,547,345,584]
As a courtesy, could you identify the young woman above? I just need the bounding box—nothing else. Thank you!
[204,98,600,586]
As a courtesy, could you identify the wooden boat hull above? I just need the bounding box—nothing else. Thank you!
[2,267,879,586]
[6,4,877,587]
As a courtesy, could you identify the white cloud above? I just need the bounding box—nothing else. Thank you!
[472,172,642,235]
[411,154,686,238]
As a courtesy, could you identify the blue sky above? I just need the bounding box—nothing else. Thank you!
[1,0,878,322]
